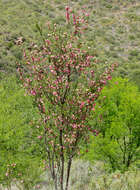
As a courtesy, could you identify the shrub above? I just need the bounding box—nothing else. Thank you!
[86,78,140,171]
[0,76,43,189]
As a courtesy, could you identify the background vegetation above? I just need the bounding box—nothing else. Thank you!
[1,0,140,87]
[81,78,140,171]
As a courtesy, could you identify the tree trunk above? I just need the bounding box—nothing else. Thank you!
[65,157,72,190]
[60,129,64,190]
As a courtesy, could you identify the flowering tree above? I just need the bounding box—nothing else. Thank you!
[18,7,116,190]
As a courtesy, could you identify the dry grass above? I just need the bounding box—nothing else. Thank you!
[1,160,139,190]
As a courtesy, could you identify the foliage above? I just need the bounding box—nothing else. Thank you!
[86,78,140,171]
[0,76,43,189]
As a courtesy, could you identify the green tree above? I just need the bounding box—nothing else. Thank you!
[87,78,140,171]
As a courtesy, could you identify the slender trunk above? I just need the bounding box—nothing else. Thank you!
[126,151,133,168]
[45,127,58,190]
[60,129,64,190]
[65,157,72,190]
[54,177,58,190]
[123,136,126,165]
[48,153,58,190]
[52,157,58,190]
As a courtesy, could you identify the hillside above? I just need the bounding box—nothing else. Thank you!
[0,0,140,85]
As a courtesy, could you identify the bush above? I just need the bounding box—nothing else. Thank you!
[0,76,43,189]
[84,78,140,171]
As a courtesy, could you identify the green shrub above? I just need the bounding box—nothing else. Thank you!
[0,76,43,189]
[83,78,140,171]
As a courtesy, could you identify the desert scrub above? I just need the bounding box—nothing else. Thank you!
[1,0,140,81]
[89,169,140,190]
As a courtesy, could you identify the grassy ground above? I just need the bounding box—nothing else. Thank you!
[1,0,140,86]
[1,160,140,190]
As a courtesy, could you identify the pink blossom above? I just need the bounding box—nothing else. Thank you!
[85,13,89,17]
[107,75,112,80]
[50,69,56,74]
[68,43,72,48]
[65,6,69,11]
[65,7,70,22]
[24,83,28,87]
[27,61,31,65]
[5,172,8,177]
[30,90,36,96]
[92,103,96,111]
[87,99,90,104]
[97,87,101,92]
[53,91,57,96]
[72,14,76,25]
[45,39,51,45]
[26,78,31,83]
[23,50,26,57]
[39,86,43,90]
[72,115,75,120]
[80,102,85,109]
[93,130,99,136]
[72,124,77,129]
[100,80,106,85]
[92,107,95,111]
[37,136,43,139]
[31,56,35,62]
